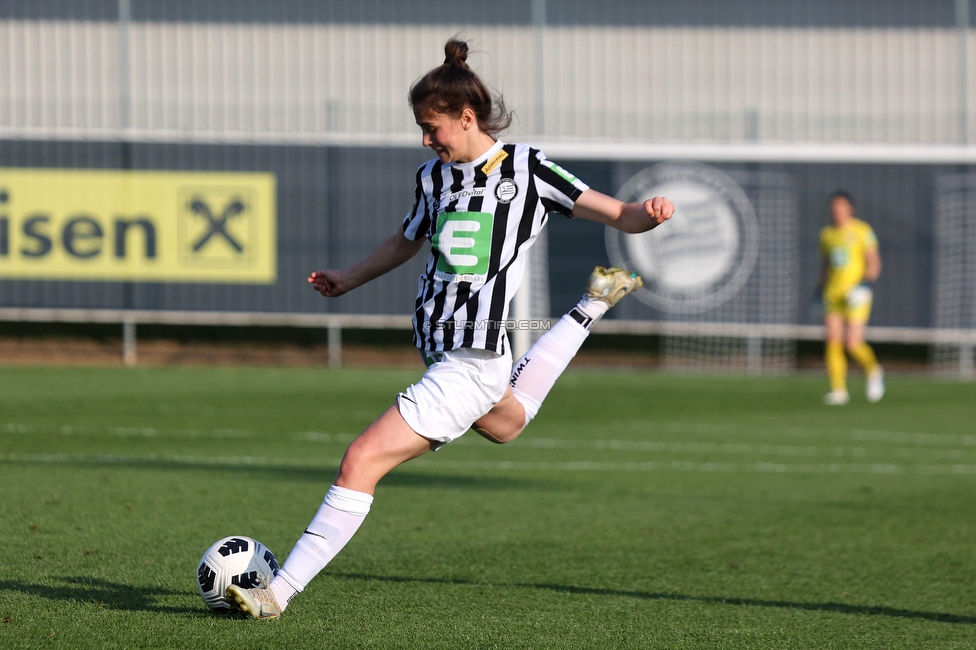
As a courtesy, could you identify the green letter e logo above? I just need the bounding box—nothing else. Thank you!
[431,211,493,276]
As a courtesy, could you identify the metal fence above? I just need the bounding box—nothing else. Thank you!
[2,0,974,146]
[1,1,975,374]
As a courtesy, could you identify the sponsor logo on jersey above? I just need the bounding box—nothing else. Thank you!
[548,162,578,184]
[605,161,759,314]
[494,178,518,204]
[829,246,850,268]
[431,211,493,278]
[481,149,509,175]
[449,273,484,283]
[446,187,486,204]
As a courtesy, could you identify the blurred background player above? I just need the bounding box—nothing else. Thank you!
[818,190,884,405]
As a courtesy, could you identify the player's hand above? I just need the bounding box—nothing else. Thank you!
[643,196,674,227]
[307,269,348,297]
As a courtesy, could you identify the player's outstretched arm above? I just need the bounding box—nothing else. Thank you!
[308,227,425,298]
[865,247,881,283]
[571,189,674,233]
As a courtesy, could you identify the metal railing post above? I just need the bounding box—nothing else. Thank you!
[746,336,763,374]
[961,344,974,377]
[328,322,342,368]
[123,316,137,366]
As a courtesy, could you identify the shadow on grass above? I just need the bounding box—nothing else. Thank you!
[0,456,545,491]
[330,571,976,625]
[0,576,210,616]
[5,573,971,625]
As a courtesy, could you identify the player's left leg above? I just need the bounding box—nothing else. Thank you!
[823,312,849,405]
[474,266,642,442]
[229,346,514,619]
[227,406,432,619]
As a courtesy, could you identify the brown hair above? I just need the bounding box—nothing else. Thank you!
[409,39,512,136]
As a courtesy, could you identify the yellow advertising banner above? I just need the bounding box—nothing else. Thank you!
[0,168,277,283]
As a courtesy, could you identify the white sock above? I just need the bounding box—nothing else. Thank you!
[270,485,373,611]
[570,293,611,326]
[510,295,604,424]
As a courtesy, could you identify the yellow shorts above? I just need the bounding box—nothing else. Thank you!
[824,285,872,324]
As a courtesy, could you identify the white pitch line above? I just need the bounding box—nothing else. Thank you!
[0,422,363,442]
[0,452,343,468]
[293,431,357,443]
[609,421,976,447]
[1,422,255,439]
[507,438,828,457]
[1,423,344,441]
[3,452,976,476]
[5,421,976,462]
[409,458,973,475]
[6,420,973,448]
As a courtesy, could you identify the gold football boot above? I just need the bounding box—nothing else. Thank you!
[585,266,644,307]
[226,583,282,620]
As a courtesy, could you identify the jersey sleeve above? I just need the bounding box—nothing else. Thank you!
[532,150,589,216]
[818,227,829,257]
[401,164,432,241]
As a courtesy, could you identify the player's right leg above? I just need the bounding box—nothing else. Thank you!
[823,311,850,405]
[477,266,642,439]
[845,320,884,403]
[227,406,431,619]
[472,388,525,443]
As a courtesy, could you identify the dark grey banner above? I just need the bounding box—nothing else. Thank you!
[0,141,956,329]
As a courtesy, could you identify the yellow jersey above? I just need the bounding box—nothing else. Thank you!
[819,218,878,300]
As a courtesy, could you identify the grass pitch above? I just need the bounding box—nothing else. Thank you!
[1,364,975,649]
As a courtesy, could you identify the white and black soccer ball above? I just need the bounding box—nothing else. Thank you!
[196,536,279,613]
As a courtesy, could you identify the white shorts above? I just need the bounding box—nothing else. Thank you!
[397,347,512,449]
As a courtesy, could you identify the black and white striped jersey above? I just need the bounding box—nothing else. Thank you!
[402,140,588,354]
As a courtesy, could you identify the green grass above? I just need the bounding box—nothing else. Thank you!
[1,365,975,649]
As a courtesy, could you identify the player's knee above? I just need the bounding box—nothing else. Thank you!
[825,330,844,344]
[337,438,377,475]
[336,450,364,480]
[473,424,523,444]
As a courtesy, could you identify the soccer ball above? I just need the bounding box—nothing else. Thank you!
[196,536,279,613]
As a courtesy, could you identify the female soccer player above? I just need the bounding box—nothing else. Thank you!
[226,38,674,619]
[818,190,884,405]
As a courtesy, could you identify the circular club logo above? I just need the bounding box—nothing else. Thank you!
[605,161,759,314]
[495,178,518,204]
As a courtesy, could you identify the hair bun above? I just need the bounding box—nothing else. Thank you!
[409,36,512,136]
[443,39,469,66]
